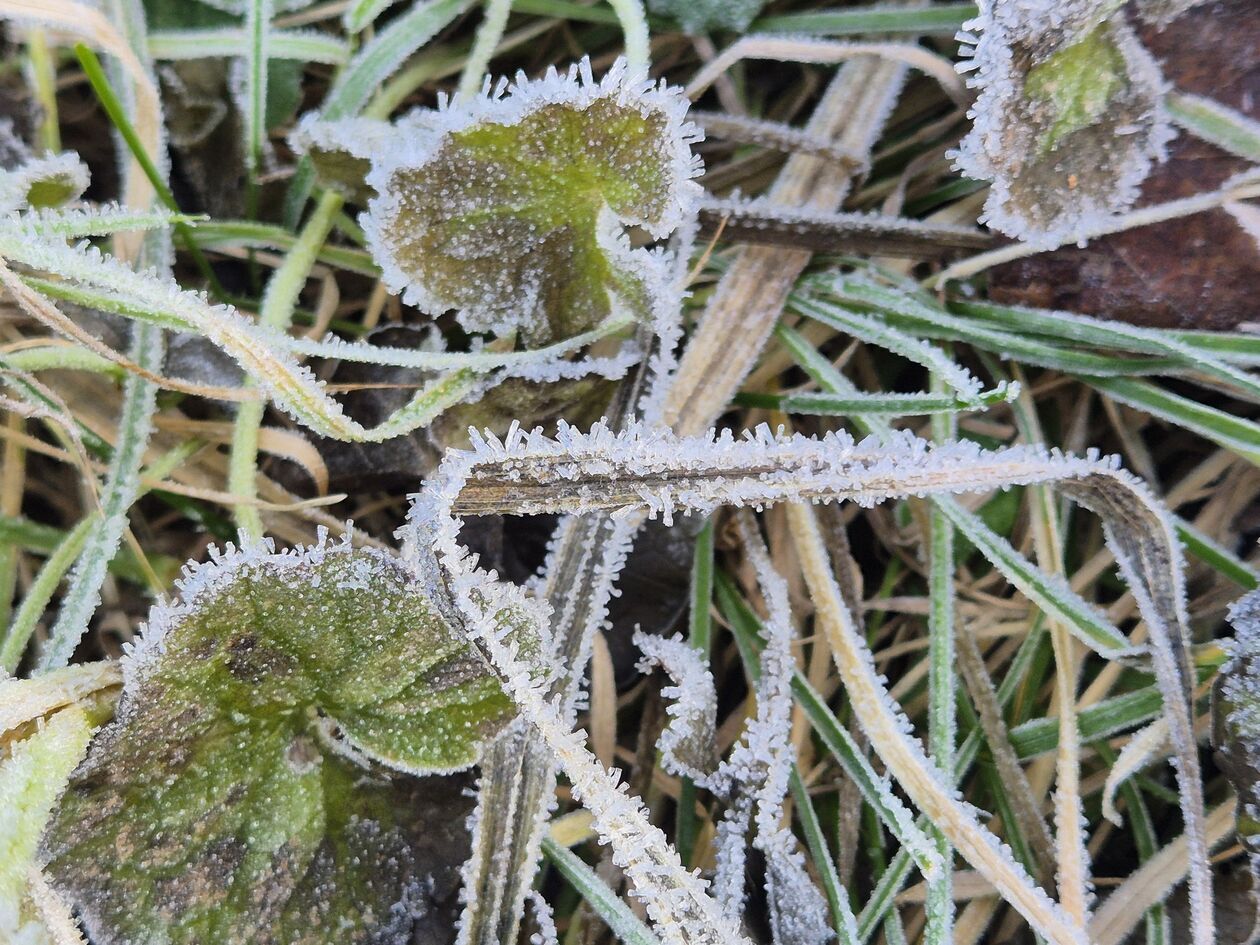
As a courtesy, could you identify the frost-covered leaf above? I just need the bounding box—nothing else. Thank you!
[361,59,702,344]
[42,538,522,945]
[646,0,765,35]
[955,3,1173,246]
[1215,588,1260,935]
[0,154,89,213]
[635,632,719,781]
[1,707,94,945]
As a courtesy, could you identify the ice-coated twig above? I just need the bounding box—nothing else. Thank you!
[404,481,751,945]
[733,512,833,945]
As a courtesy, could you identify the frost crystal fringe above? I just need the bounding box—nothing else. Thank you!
[406,418,1211,945]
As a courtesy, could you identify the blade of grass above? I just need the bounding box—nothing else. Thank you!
[675,518,712,869]
[1082,375,1260,467]
[148,27,348,63]
[31,8,169,672]
[754,2,976,35]
[924,369,957,945]
[716,572,943,876]
[1166,91,1260,163]
[73,44,225,298]
[540,837,661,945]
[788,500,1088,945]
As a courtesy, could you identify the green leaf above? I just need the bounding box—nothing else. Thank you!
[1024,23,1127,155]
[44,539,522,945]
[362,60,700,343]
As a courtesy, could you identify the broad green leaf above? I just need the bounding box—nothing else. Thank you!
[43,540,523,945]
[361,59,700,343]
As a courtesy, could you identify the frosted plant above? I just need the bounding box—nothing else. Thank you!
[40,534,528,945]
[397,418,1212,945]
[0,187,636,442]
[0,152,89,213]
[1214,589,1260,932]
[295,58,704,345]
[954,0,1175,247]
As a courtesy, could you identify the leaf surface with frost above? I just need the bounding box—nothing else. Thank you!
[955,3,1172,246]
[1215,588,1260,933]
[362,60,701,343]
[42,539,520,945]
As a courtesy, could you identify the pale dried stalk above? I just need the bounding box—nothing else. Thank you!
[663,55,908,436]
[1017,378,1092,925]
[684,37,966,106]
[1088,799,1236,945]
[787,500,1088,945]
[954,625,1056,878]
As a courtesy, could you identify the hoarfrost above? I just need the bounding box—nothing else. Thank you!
[360,57,703,345]
[954,1,1174,247]
[0,153,89,213]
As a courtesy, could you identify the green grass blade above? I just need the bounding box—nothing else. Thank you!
[541,837,662,945]
[1167,91,1260,163]
[1084,375,1260,466]
[754,2,976,35]
[149,28,348,64]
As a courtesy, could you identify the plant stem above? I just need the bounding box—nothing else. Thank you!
[228,189,343,539]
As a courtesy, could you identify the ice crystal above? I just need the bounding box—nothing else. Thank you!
[43,535,522,945]
[360,58,702,344]
[634,632,720,782]
[954,1,1174,247]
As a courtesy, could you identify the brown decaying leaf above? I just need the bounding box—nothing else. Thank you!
[989,0,1260,330]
